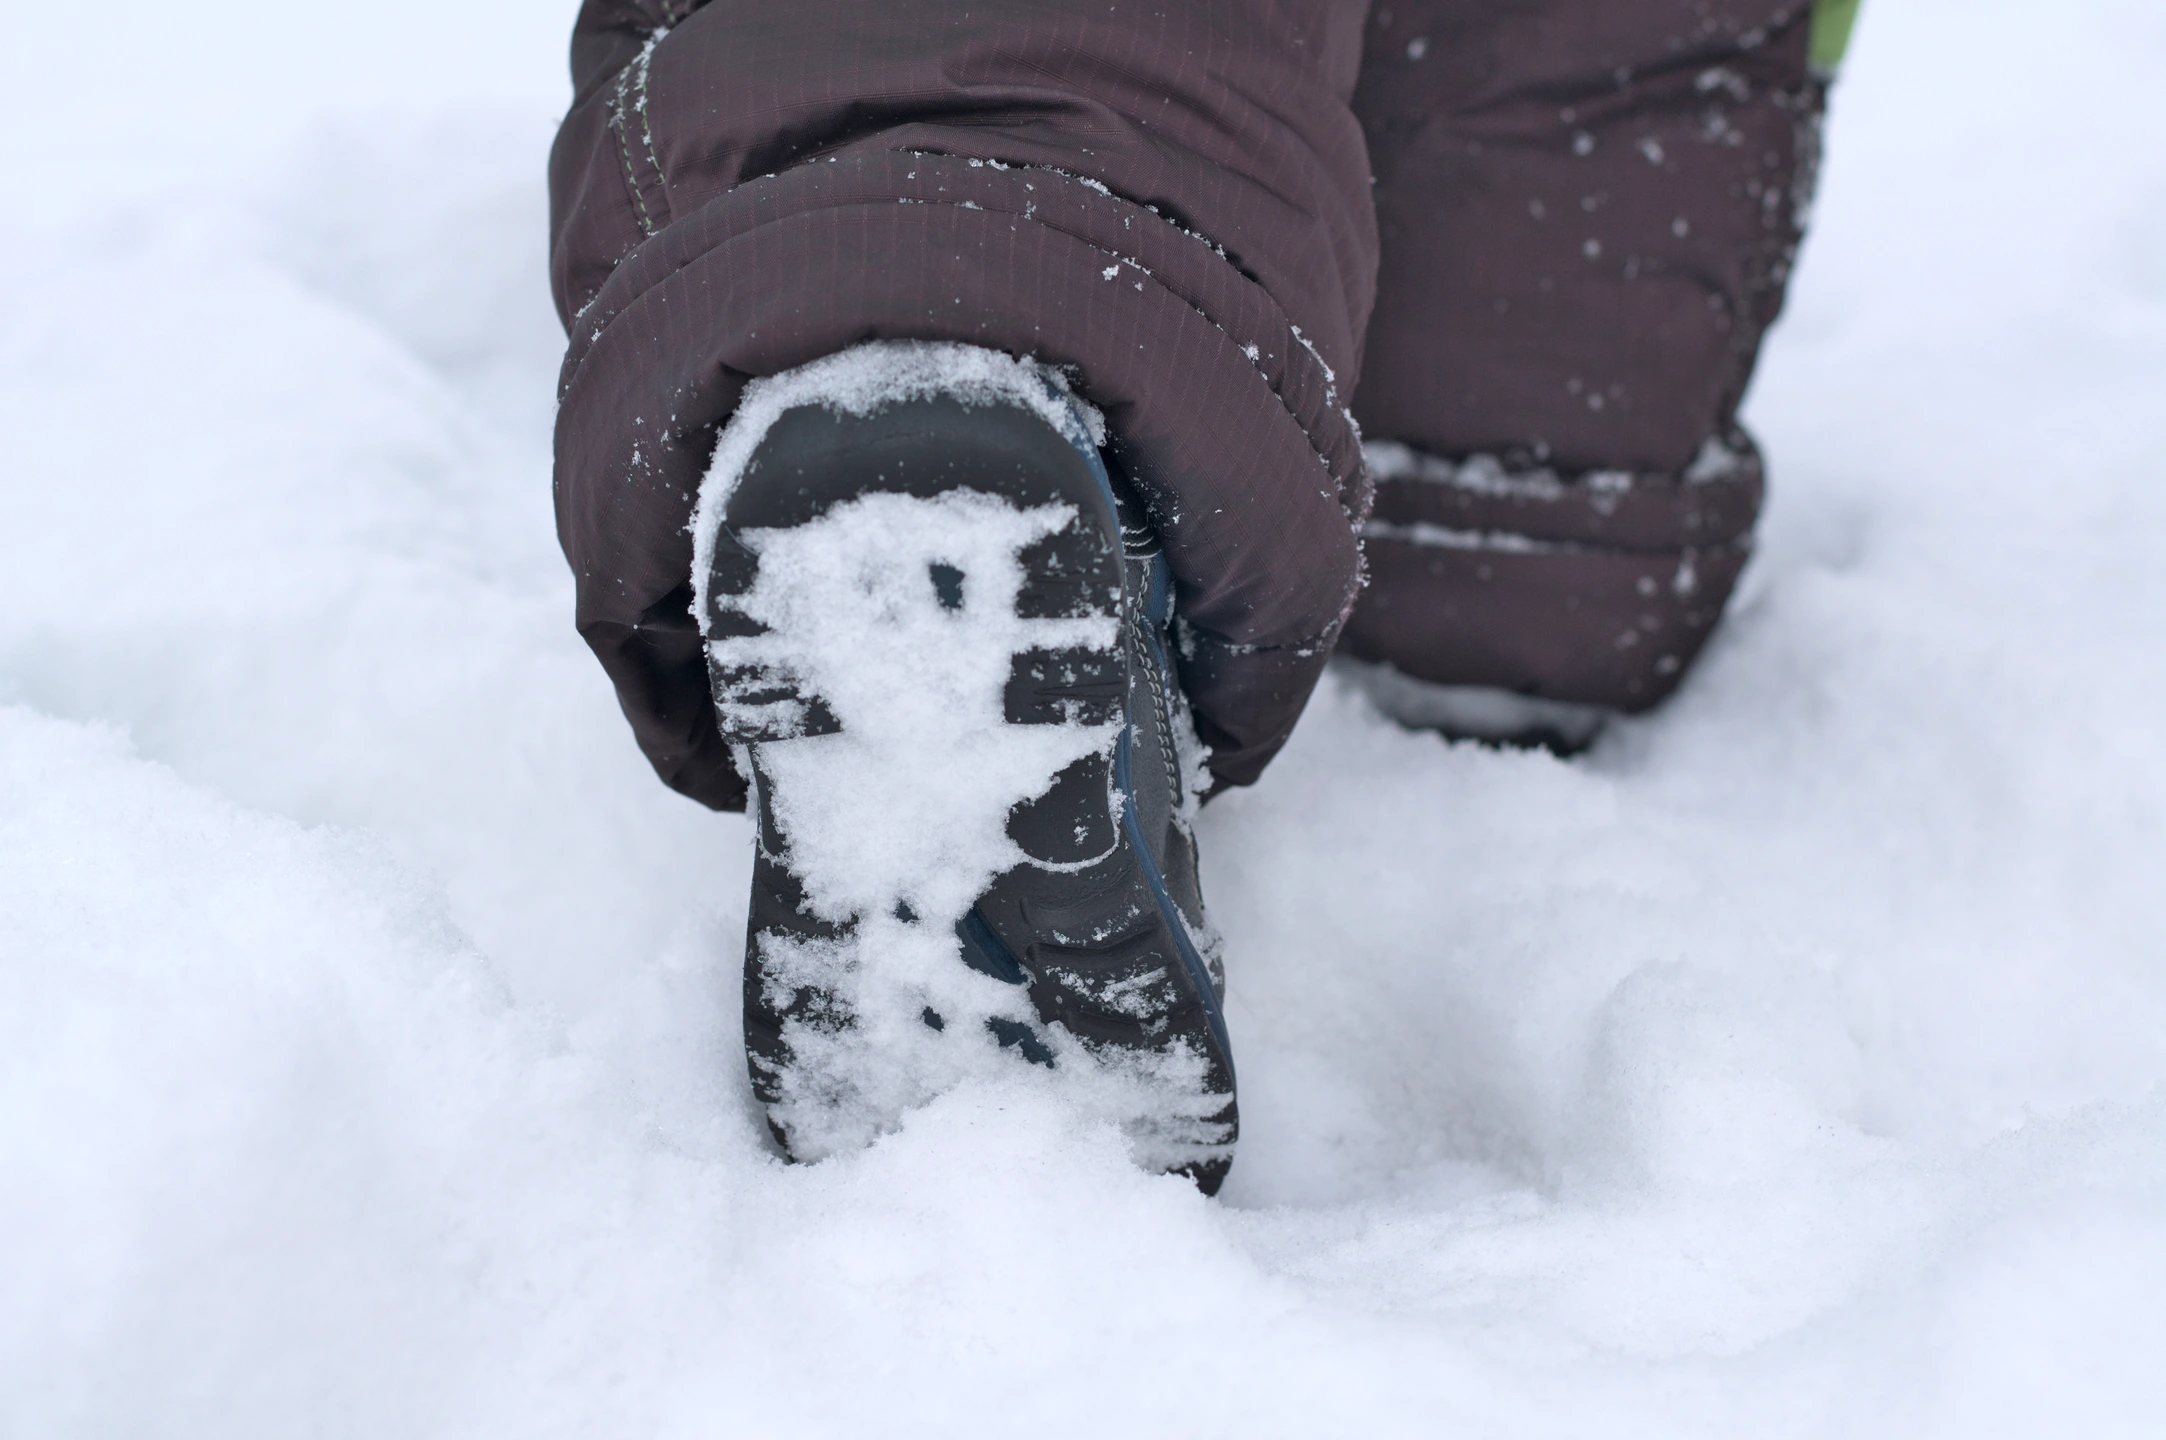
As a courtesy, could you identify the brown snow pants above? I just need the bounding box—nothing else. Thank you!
[551,1,1831,811]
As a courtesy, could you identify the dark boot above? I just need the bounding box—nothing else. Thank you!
[697,350,1236,1192]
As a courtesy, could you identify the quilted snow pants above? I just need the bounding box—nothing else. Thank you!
[549,0,1841,811]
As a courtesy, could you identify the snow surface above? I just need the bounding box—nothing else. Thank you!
[4,0,2165,1434]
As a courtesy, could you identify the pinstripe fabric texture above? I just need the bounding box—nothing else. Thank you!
[548,1,1826,807]
[1343,1,1823,709]
[552,0,1377,810]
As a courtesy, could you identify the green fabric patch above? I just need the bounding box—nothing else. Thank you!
[1810,0,1862,73]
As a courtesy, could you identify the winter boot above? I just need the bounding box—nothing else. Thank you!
[693,349,1237,1193]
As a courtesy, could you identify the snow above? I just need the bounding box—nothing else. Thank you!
[4,0,2165,1434]
[706,484,1120,1159]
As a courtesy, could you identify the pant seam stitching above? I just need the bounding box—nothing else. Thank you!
[610,67,658,239]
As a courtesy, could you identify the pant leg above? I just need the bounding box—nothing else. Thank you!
[1345,0,1827,711]
[549,0,1377,810]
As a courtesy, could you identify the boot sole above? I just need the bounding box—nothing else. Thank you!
[703,392,1236,1190]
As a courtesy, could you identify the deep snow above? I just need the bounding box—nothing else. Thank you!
[4,1,2165,1435]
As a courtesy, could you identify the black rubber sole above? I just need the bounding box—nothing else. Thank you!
[704,392,1237,1192]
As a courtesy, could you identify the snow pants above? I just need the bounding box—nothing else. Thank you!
[549,0,1837,811]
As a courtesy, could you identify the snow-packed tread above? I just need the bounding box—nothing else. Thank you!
[704,390,1237,1190]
